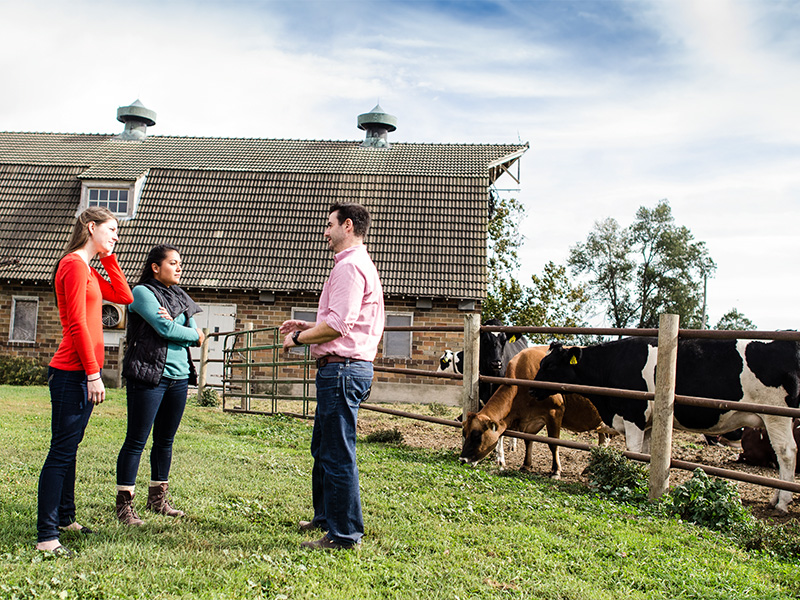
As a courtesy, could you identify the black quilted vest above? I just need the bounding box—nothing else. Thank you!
[122,281,202,386]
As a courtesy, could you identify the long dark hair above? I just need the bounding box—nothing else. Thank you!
[51,206,117,299]
[137,244,180,286]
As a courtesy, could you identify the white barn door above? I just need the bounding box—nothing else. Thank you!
[190,303,237,385]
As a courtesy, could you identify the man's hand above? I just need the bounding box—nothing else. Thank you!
[279,319,310,335]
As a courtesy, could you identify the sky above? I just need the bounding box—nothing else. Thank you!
[2,0,799,331]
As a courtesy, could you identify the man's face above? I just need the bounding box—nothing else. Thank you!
[324,210,348,253]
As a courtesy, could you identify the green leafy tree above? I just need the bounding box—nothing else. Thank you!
[715,308,757,331]
[486,195,525,288]
[484,194,588,339]
[569,199,715,329]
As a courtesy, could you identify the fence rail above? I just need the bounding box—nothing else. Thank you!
[197,318,800,507]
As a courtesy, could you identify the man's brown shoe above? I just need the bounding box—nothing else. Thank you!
[299,520,323,532]
[300,535,357,551]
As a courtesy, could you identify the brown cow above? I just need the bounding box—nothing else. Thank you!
[460,346,617,477]
[737,419,800,473]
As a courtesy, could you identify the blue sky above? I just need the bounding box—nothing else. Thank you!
[3,0,799,330]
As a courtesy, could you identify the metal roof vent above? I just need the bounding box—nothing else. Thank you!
[357,103,397,148]
[115,99,157,141]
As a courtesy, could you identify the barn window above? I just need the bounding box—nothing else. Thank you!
[383,313,412,359]
[88,188,130,215]
[290,308,318,355]
[10,296,38,343]
[79,179,141,219]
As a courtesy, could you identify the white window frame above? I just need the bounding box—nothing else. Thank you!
[79,174,147,220]
[383,312,413,359]
[10,296,39,343]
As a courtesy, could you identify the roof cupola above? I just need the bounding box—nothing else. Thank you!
[357,103,397,148]
[115,99,157,141]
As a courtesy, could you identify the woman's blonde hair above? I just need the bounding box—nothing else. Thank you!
[51,206,117,289]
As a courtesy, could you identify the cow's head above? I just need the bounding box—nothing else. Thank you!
[438,349,456,372]
[530,342,583,400]
[459,411,507,466]
[479,319,508,376]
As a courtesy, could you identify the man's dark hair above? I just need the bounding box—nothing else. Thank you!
[330,202,371,239]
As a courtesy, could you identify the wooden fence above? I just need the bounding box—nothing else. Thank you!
[196,314,800,503]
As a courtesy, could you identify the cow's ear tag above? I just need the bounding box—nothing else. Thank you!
[509,335,517,343]
[569,355,578,365]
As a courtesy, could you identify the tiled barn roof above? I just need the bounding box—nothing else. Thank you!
[0,132,527,299]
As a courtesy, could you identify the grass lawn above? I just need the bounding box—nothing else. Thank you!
[1,385,798,600]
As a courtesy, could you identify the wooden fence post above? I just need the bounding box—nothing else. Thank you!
[197,327,210,397]
[116,340,124,389]
[244,322,253,411]
[462,313,481,419]
[649,313,680,500]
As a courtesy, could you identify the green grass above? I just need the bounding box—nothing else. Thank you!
[1,385,798,600]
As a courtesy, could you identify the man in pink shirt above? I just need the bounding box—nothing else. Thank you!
[281,202,385,550]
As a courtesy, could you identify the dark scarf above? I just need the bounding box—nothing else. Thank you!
[142,279,202,322]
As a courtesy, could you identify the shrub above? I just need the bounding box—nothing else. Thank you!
[364,428,404,444]
[734,518,800,560]
[0,356,47,385]
[667,468,753,531]
[193,387,220,407]
[583,445,649,503]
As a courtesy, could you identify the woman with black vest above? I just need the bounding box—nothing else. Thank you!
[116,244,204,525]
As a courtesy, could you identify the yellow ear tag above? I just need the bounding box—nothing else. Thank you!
[569,355,578,365]
[509,335,517,343]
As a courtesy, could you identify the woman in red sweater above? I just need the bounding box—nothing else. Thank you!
[36,207,133,556]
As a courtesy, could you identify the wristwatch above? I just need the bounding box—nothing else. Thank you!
[292,330,303,346]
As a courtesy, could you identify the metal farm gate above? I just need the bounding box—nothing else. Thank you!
[219,325,315,417]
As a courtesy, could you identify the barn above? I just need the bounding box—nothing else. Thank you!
[0,100,527,402]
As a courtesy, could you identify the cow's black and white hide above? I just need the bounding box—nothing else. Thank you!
[532,337,800,512]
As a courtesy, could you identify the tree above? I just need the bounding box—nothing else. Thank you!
[567,217,635,329]
[715,308,757,331]
[569,199,716,329]
[486,194,525,287]
[484,194,589,338]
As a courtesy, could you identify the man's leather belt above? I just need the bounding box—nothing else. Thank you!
[315,355,368,369]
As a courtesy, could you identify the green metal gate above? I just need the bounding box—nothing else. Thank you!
[221,326,315,417]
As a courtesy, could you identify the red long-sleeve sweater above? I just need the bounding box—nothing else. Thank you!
[50,253,134,374]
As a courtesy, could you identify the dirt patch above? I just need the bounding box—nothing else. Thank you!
[357,404,799,523]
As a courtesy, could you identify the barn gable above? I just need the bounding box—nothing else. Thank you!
[0,103,527,398]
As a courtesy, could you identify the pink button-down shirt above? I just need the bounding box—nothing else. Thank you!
[312,244,385,361]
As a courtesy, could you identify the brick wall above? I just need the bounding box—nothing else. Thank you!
[1,282,475,390]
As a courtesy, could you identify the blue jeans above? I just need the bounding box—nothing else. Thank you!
[310,360,373,546]
[116,377,188,486]
[37,368,95,543]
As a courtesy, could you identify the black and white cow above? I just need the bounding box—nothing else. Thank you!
[437,319,529,407]
[531,337,800,512]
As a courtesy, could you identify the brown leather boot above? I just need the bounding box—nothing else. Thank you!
[116,490,144,526]
[145,482,185,517]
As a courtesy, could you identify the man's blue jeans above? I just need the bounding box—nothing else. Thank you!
[37,368,95,543]
[310,360,373,545]
[116,377,188,486]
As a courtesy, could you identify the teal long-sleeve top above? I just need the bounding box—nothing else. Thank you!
[129,285,200,380]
